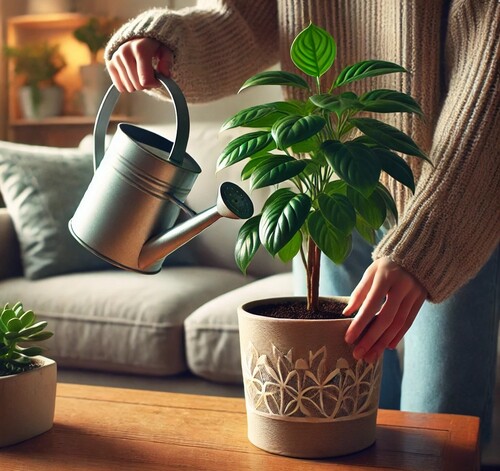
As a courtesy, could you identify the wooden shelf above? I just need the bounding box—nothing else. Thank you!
[6,13,133,147]
[9,114,133,127]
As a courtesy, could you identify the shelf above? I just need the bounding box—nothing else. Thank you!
[7,13,88,29]
[10,115,134,127]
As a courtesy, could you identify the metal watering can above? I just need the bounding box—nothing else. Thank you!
[69,75,253,273]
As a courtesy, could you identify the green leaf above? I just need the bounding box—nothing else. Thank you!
[291,23,336,78]
[19,310,35,328]
[17,321,48,338]
[250,157,307,190]
[347,187,386,229]
[333,60,406,88]
[1,309,16,327]
[217,131,275,170]
[373,147,415,192]
[349,117,429,160]
[259,189,311,255]
[239,71,309,92]
[375,183,398,225]
[323,141,381,196]
[272,115,325,150]
[235,216,262,274]
[14,346,43,357]
[221,104,286,131]
[7,317,22,333]
[355,215,376,245]
[278,231,302,263]
[323,180,348,195]
[307,210,352,264]
[310,92,362,116]
[317,193,356,235]
[26,331,54,342]
[360,89,423,115]
[240,154,276,180]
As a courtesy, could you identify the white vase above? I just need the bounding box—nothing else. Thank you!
[19,86,64,120]
[238,296,382,458]
[79,64,111,117]
[0,356,57,448]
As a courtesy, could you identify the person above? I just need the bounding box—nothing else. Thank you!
[104,0,500,443]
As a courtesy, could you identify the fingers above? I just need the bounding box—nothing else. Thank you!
[344,257,427,363]
[106,38,173,93]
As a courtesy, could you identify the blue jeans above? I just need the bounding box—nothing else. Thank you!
[293,234,499,442]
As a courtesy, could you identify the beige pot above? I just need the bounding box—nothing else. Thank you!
[0,356,57,448]
[238,296,382,458]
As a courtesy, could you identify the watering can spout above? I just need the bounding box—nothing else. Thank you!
[138,182,253,270]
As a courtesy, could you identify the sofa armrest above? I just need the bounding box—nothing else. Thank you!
[0,208,23,280]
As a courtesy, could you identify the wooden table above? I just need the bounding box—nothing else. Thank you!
[0,383,480,471]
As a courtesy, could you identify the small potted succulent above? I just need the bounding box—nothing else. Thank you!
[73,17,117,116]
[4,42,66,119]
[218,23,428,458]
[0,302,56,448]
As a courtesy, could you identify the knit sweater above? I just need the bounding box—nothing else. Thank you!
[105,0,500,303]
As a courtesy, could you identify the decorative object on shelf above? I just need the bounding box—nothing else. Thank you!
[73,17,117,116]
[0,302,56,448]
[4,42,66,120]
[217,22,429,458]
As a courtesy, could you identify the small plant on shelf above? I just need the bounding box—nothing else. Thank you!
[4,42,66,112]
[0,302,53,376]
[73,17,117,64]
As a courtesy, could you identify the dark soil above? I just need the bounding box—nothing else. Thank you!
[249,299,353,320]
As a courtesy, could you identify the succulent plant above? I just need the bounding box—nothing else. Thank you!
[0,302,53,376]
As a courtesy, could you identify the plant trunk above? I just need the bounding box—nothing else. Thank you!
[306,238,321,312]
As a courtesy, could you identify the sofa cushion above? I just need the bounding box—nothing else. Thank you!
[0,267,252,375]
[0,141,110,280]
[184,272,293,383]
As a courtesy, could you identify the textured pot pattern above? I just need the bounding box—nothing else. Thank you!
[243,342,381,422]
[238,296,383,458]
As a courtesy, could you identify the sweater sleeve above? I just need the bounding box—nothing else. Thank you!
[104,0,279,103]
[372,0,500,303]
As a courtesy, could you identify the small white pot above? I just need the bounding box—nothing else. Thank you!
[79,64,111,116]
[0,356,57,448]
[19,86,64,120]
[238,296,382,458]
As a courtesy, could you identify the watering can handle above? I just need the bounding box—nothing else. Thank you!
[93,74,190,171]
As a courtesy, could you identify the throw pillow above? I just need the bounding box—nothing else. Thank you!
[0,140,195,280]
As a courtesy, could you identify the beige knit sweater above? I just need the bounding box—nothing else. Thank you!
[105,0,500,303]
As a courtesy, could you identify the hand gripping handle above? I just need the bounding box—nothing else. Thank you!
[93,74,190,171]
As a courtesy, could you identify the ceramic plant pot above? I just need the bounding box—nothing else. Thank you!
[19,85,64,120]
[238,296,382,458]
[0,356,57,448]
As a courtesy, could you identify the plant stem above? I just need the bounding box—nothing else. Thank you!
[306,238,321,312]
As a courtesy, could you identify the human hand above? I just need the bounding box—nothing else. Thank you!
[106,38,174,93]
[342,256,427,363]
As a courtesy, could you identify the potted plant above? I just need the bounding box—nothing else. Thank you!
[4,42,66,119]
[218,23,428,458]
[0,302,56,448]
[73,17,116,116]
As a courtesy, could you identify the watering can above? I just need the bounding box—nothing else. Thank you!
[69,75,253,274]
